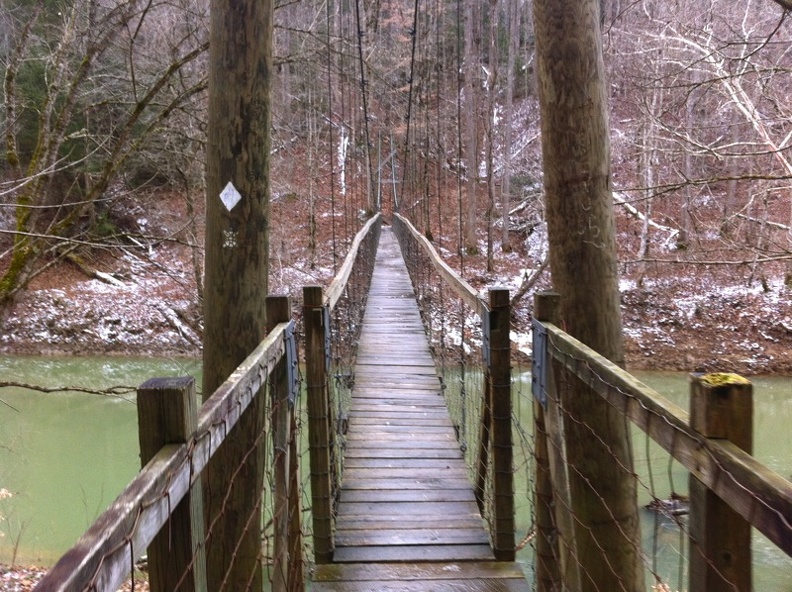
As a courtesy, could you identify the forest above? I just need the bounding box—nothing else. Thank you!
[1,0,792,373]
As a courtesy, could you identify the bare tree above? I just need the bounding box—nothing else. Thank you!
[463,0,481,253]
[0,0,208,307]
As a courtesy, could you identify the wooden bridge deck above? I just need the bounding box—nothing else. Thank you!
[312,227,529,591]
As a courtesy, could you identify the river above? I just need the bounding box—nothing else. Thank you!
[0,357,789,590]
[0,355,201,566]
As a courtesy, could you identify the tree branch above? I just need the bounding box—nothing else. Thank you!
[0,381,137,402]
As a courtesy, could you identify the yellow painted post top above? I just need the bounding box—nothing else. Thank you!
[698,372,751,387]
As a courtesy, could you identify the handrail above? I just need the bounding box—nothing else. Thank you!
[36,322,291,592]
[325,213,381,310]
[541,319,792,557]
[393,213,487,316]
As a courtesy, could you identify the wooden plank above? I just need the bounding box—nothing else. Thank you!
[343,448,462,459]
[339,478,473,491]
[333,544,495,563]
[343,458,467,470]
[350,406,449,415]
[350,410,451,419]
[336,517,487,531]
[339,489,476,502]
[312,561,526,592]
[346,434,455,444]
[337,501,482,518]
[348,417,454,428]
[346,424,455,434]
[335,528,490,547]
[341,467,469,480]
[312,579,529,591]
[354,379,441,389]
[344,437,459,448]
[314,561,527,582]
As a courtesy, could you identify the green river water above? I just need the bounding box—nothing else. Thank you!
[0,355,201,566]
[0,357,789,590]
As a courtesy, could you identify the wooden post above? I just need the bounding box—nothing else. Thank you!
[689,372,753,592]
[287,400,304,591]
[303,285,334,563]
[533,293,561,592]
[137,377,207,592]
[488,287,515,561]
[267,296,298,592]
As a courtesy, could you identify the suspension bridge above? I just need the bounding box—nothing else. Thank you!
[310,227,527,589]
[33,214,792,592]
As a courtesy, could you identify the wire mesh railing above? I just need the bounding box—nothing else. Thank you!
[34,296,304,591]
[391,212,515,561]
[386,216,792,590]
[531,291,792,592]
[302,213,381,563]
[34,214,382,591]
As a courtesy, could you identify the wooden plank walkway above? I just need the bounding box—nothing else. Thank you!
[312,227,529,591]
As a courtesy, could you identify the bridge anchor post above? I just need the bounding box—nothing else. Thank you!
[137,376,208,592]
[489,287,515,562]
[689,372,752,592]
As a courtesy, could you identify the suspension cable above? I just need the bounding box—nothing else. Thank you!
[353,0,376,214]
[434,0,443,252]
[455,0,464,276]
[398,0,421,214]
[327,0,338,273]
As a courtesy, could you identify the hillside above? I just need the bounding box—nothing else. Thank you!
[1,182,791,377]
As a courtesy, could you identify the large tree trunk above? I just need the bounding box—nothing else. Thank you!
[202,0,273,589]
[532,1,644,591]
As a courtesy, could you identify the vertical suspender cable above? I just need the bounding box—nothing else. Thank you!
[455,0,467,446]
[435,0,443,251]
[353,0,376,214]
[455,0,465,277]
[339,6,350,244]
[399,0,421,215]
[327,0,338,273]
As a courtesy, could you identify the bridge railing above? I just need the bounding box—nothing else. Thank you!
[391,213,515,561]
[531,291,792,591]
[35,296,303,592]
[303,213,381,563]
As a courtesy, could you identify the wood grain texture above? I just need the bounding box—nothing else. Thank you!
[322,228,529,591]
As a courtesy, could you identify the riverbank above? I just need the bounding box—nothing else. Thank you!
[2,249,792,376]
[1,191,790,375]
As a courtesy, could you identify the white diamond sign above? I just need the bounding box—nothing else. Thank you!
[220,181,242,211]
